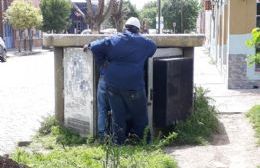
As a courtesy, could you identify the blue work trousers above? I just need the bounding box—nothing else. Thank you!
[107,86,148,145]
[97,77,110,138]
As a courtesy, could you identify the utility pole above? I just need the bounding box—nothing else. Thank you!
[157,0,161,34]
[180,2,183,33]
[0,0,3,37]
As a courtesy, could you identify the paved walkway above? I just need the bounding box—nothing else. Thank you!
[194,47,260,113]
[167,47,260,168]
[0,50,54,155]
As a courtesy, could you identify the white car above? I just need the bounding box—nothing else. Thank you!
[0,37,7,62]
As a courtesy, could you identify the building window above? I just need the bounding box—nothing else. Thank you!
[256,1,260,71]
[255,47,260,72]
[257,0,260,27]
[255,63,260,72]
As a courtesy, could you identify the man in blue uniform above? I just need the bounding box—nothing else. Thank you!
[86,17,157,144]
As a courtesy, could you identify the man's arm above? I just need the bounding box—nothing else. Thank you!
[83,38,110,65]
[147,40,157,58]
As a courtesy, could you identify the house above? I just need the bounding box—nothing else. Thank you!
[199,0,260,89]
[0,0,42,49]
[0,0,15,48]
[68,0,88,34]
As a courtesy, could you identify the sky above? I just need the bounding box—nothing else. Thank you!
[71,0,156,10]
[129,0,156,10]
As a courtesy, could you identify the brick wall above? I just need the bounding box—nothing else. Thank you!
[228,54,260,89]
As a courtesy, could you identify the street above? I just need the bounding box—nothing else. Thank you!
[0,50,54,154]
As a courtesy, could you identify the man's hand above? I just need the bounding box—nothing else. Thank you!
[83,44,89,52]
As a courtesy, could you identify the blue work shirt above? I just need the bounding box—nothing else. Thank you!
[90,30,157,90]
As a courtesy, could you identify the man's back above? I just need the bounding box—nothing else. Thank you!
[104,31,156,90]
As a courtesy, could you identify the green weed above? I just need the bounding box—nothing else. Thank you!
[38,116,59,135]
[12,144,177,168]
[246,105,260,145]
[156,86,219,145]
[12,117,177,168]
[173,87,219,144]
[11,86,218,168]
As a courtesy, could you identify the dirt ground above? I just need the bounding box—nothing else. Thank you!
[166,114,260,168]
[0,155,28,168]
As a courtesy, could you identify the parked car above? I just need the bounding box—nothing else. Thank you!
[0,37,7,62]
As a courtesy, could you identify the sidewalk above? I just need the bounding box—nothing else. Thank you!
[194,47,260,113]
[0,50,54,155]
[6,48,51,57]
[166,47,260,168]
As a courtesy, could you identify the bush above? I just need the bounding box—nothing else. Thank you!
[12,86,219,168]
[38,116,59,135]
[158,87,219,145]
[245,28,260,65]
[246,105,260,145]
[13,116,177,168]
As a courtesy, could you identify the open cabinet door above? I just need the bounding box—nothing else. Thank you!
[153,57,193,128]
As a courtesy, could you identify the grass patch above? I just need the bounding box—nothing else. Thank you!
[11,116,177,168]
[246,105,260,145]
[11,87,218,167]
[161,87,219,145]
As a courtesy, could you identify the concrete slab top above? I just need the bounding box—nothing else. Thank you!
[43,34,205,48]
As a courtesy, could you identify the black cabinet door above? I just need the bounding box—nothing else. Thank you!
[153,57,193,128]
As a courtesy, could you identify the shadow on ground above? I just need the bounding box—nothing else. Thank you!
[210,119,230,146]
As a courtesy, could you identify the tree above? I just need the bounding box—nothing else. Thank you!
[139,1,157,29]
[111,0,138,32]
[162,0,200,33]
[73,0,115,33]
[5,0,42,52]
[111,0,123,32]
[40,0,71,33]
[123,0,138,19]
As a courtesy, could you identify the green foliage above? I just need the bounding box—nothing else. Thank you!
[162,0,200,33]
[246,28,260,65]
[5,0,42,30]
[11,86,219,168]
[38,116,87,146]
[12,115,177,168]
[123,0,139,19]
[173,87,219,144]
[12,146,105,168]
[246,105,260,145]
[55,126,87,146]
[38,116,59,135]
[155,132,178,148]
[12,145,177,168]
[139,1,157,29]
[157,87,219,145]
[108,0,139,30]
[40,0,71,33]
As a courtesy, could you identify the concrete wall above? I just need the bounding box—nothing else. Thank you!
[63,48,95,136]
[43,34,205,137]
[227,0,259,89]
[209,0,260,89]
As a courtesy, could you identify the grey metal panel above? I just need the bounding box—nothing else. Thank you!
[147,57,154,135]
[153,48,183,58]
[63,48,94,137]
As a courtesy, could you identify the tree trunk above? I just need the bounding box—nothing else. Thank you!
[73,0,115,34]
[28,29,33,52]
[18,30,23,52]
[112,0,123,32]
[114,18,123,32]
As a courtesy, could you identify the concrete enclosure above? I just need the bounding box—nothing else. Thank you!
[43,34,204,137]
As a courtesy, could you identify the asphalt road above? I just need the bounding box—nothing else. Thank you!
[0,50,54,154]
